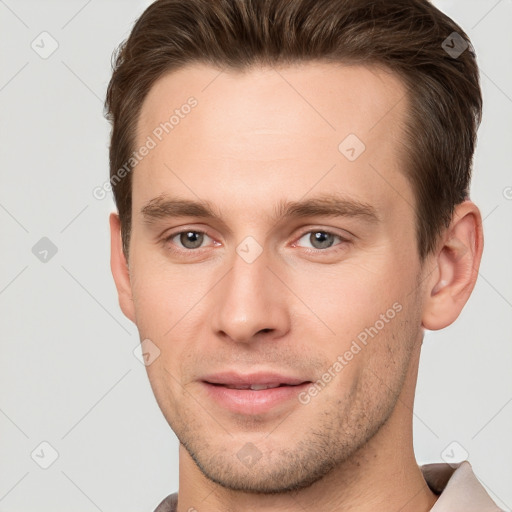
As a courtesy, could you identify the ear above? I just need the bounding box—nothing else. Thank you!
[109,212,136,323]
[421,201,484,330]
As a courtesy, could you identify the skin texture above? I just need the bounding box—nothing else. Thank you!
[110,62,483,512]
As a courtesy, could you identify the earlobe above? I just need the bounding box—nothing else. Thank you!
[109,212,136,323]
[421,201,483,330]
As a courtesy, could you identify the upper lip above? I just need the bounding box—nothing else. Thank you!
[201,371,310,386]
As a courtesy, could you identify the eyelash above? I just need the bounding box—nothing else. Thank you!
[162,228,350,255]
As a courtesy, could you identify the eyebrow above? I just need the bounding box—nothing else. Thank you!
[140,193,379,226]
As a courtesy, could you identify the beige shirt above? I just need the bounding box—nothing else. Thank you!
[154,461,502,512]
[423,461,502,511]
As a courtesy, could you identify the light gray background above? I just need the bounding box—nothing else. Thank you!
[0,0,511,510]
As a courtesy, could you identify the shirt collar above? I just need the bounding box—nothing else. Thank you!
[421,461,502,511]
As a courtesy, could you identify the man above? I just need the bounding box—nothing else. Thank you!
[104,0,500,510]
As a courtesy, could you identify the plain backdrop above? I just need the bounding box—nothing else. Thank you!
[0,0,511,510]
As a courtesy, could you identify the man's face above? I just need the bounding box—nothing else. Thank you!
[125,62,428,492]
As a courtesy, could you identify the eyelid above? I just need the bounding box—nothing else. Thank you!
[293,226,352,240]
[291,227,351,251]
[162,227,351,258]
[163,228,217,251]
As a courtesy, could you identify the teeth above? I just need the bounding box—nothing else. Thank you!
[224,383,282,390]
[250,383,281,390]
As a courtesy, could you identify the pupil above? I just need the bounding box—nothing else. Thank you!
[181,231,203,249]
[312,232,333,249]
[178,232,333,250]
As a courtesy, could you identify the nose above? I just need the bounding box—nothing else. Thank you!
[210,245,291,345]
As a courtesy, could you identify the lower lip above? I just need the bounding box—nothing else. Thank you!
[201,382,310,415]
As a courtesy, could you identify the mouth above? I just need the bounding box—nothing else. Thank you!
[200,376,312,415]
[205,382,307,390]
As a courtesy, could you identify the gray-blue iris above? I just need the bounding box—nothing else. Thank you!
[310,232,335,249]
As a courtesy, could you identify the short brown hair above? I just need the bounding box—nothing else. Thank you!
[104,0,482,260]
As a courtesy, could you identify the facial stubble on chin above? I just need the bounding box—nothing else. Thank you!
[171,344,414,496]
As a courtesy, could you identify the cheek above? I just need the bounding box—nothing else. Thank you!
[131,277,174,339]
[130,264,195,421]
[129,249,204,336]
[129,257,219,387]
[287,257,413,340]
[322,300,421,429]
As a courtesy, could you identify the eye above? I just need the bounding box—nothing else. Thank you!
[162,228,349,255]
[294,230,347,251]
[166,230,213,250]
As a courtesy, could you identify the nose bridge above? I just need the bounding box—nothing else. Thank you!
[210,242,289,343]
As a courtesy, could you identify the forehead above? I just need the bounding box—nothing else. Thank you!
[136,61,408,145]
[133,61,413,224]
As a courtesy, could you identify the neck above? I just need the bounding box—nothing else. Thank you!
[176,346,438,512]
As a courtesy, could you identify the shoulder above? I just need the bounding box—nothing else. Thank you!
[153,492,178,512]
[421,461,503,511]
